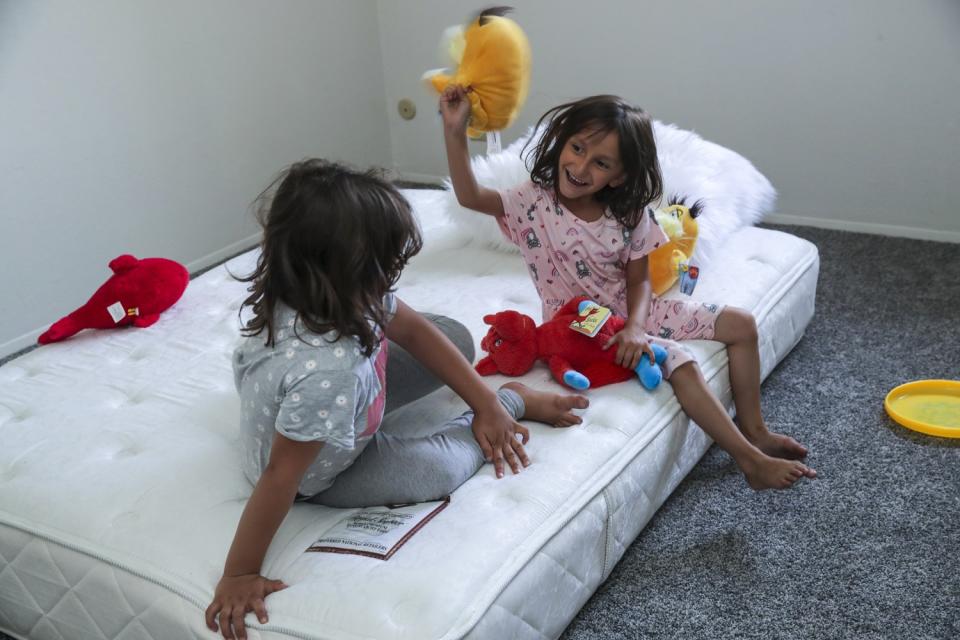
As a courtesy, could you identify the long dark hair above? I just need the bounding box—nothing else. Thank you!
[524,95,663,229]
[237,159,422,356]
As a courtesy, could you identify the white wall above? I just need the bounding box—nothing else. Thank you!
[0,0,392,358]
[377,0,960,241]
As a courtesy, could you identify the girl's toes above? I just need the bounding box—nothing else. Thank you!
[558,412,584,427]
[558,394,588,411]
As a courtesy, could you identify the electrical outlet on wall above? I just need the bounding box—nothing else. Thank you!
[398,98,416,120]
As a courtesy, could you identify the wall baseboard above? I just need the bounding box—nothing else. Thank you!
[765,212,960,244]
[0,330,43,365]
[185,233,261,275]
[0,233,262,363]
[396,172,446,186]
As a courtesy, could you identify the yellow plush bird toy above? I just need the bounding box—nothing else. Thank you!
[648,196,703,296]
[425,7,531,138]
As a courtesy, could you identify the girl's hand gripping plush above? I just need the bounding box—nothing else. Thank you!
[425,7,531,138]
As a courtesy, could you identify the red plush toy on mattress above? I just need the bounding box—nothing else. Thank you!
[476,295,668,390]
[38,254,189,344]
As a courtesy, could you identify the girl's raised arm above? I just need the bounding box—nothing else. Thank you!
[439,85,505,217]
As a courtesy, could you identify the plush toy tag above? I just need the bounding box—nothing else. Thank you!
[570,302,612,338]
[678,262,699,295]
[106,301,125,323]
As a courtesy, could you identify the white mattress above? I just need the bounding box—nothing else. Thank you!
[0,190,819,640]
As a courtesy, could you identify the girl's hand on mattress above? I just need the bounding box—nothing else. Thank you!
[604,326,656,371]
[471,403,530,479]
[205,573,288,639]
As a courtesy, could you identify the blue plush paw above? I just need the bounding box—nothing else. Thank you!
[563,370,591,390]
[637,366,662,390]
[635,350,665,390]
[652,343,668,365]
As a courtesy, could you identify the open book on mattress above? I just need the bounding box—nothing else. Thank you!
[306,497,450,560]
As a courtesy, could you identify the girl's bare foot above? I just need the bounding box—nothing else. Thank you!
[745,428,809,460]
[501,381,589,428]
[740,452,816,490]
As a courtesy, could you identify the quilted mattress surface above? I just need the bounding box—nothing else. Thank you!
[0,190,819,640]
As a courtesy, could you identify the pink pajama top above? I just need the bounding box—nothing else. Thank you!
[497,181,669,321]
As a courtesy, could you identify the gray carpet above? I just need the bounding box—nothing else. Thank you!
[560,224,960,640]
[2,225,957,639]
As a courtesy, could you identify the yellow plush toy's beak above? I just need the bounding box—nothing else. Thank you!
[427,12,531,138]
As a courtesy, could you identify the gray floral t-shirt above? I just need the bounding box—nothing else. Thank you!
[232,295,396,497]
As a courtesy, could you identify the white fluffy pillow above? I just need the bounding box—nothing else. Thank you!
[440,121,776,267]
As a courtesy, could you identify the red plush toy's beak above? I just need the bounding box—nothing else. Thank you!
[37,315,83,344]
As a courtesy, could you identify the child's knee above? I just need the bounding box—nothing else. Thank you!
[722,307,758,342]
[669,360,701,383]
[428,314,475,362]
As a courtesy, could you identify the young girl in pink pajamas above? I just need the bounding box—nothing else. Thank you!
[441,89,816,490]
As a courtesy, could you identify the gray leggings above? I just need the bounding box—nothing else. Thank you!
[306,315,524,508]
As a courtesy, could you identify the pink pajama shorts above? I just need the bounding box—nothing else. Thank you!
[644,298,724,378]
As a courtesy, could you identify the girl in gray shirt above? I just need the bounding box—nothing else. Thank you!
[206,159,588,639]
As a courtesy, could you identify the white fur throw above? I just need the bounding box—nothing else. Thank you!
[439,122,776,270]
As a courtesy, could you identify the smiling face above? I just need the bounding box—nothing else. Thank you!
[556,126,625,204]
[527,95,662,227]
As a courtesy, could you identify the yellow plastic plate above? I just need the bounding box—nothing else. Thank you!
[884,379,960,438]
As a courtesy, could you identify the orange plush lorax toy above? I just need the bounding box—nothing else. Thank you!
[38,254,189,344]
[425,7,531,138]
[648,195,703,296]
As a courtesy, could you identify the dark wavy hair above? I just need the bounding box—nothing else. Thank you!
[523,95,662,229]
[237,159,422,356]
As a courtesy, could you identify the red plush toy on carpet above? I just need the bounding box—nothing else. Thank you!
[38,254,189,344]
[475,295,668,390]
